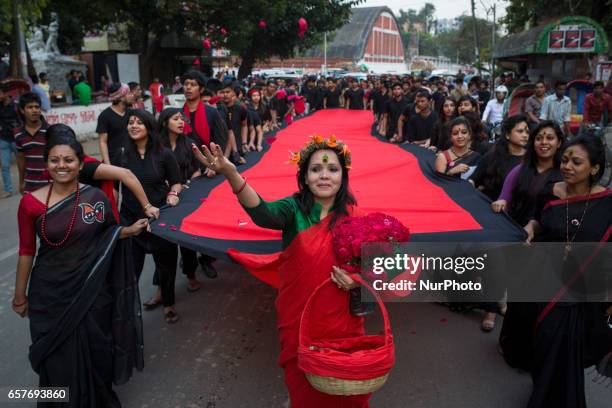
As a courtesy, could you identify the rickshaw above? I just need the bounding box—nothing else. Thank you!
[565,79,593,135]
[0,77,31,98]
[502,83,536,118]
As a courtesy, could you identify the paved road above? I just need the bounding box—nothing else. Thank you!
[0,140,609,407]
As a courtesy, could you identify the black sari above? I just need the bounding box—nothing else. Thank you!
[526,189,612,408]
[28,185,143,407]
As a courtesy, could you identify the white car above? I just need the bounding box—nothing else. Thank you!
[163,93,186,109]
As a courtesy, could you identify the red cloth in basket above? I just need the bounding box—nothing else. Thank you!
[298,275,395,381]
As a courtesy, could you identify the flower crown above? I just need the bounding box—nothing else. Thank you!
[286,134,352,169]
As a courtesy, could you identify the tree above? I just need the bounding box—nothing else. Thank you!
[208,0,362,79]
[417,3,436,33]
[30,0,361,82]
[502,0,612,34]
[398,3,435,34]
[434,16,499,64]
[0,0,47,76]
[38,0,118,54]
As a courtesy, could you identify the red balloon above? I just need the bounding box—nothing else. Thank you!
[259,19,266,29]
[202,39,211,50]
[298,17,308,39]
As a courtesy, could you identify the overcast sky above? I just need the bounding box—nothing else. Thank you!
[362,0,506,22]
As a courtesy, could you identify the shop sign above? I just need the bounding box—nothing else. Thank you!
[548,25,597,53]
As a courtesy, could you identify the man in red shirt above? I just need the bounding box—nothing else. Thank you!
[583,80,611,126]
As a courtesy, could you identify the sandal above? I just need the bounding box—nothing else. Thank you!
[164,309,180,324]
[187,279,201,292]
[481,313,496,332]
[143,297,162,311]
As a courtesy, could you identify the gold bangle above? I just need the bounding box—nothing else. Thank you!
[143,203,152,210]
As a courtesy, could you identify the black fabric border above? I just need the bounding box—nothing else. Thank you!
[151,114,525,262]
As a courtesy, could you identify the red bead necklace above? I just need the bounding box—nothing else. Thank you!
[40,182,81,248]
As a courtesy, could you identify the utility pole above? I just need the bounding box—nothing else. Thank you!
[470,0,481,75]
[480,0,497,91]
[491,4,496,89]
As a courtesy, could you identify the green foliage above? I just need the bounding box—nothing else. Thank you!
[18,0,360,78]
[206,0,362,77]
[501,0,612,34]
[401,12,499,64]
[398,2,436,33]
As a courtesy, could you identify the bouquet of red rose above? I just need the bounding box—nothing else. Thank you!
[332,213,410,316]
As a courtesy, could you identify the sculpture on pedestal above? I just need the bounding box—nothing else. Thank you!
[45,13,61,55]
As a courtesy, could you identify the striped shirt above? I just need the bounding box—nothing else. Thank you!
[15,123,48,192]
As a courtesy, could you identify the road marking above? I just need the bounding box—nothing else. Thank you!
[0,246,18,263]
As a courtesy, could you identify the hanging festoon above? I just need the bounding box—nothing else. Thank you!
[220,27,228,36]
[202,38,212,50]
[259,19,267,30]
[298,17,308,39]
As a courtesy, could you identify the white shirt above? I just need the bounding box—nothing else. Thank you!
[539,94,572,127]
[482,99,504,124]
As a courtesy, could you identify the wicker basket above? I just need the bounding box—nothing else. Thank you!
[298,275,394,396]
[305,373,389,396]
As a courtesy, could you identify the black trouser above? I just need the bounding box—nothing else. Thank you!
[180,246,198,279]
[132,231,178,307]
[199,253,215,266]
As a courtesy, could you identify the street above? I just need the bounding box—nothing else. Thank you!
[0,140,609,407]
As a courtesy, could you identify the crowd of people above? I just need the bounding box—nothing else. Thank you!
[2,68,611,407]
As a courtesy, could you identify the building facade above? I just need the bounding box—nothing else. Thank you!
[256,7,407,74]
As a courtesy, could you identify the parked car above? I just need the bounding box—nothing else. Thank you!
[163,93,186,109]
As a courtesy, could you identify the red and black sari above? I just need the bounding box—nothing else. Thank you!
[19,185,143,407]
[230,197,370,407]
[527,189,612,408]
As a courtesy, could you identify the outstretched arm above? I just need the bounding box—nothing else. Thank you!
[192,142,259,208]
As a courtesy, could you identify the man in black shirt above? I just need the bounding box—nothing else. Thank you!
[181,70,229,173]
[383,83,407,141]
[262,80,278,127]
[432,80,449,113]
[344,79,365,110]
[478,81,491,118]
[300,77,317,111]
[325,78,342,108]
[182,70,230,279]
[401,91,438,146]
[97,83,136,166]
[314,79,327,111]
[0,83,20,198]
[219,80,248,164]
[369,80,389,123]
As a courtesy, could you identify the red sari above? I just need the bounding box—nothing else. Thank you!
[231,207,370,407]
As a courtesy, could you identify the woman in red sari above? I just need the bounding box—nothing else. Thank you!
[192,136,370,407]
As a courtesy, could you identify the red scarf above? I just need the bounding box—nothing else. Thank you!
[183,101,210,146]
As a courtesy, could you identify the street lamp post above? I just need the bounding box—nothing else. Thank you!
[323,32,327,75]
